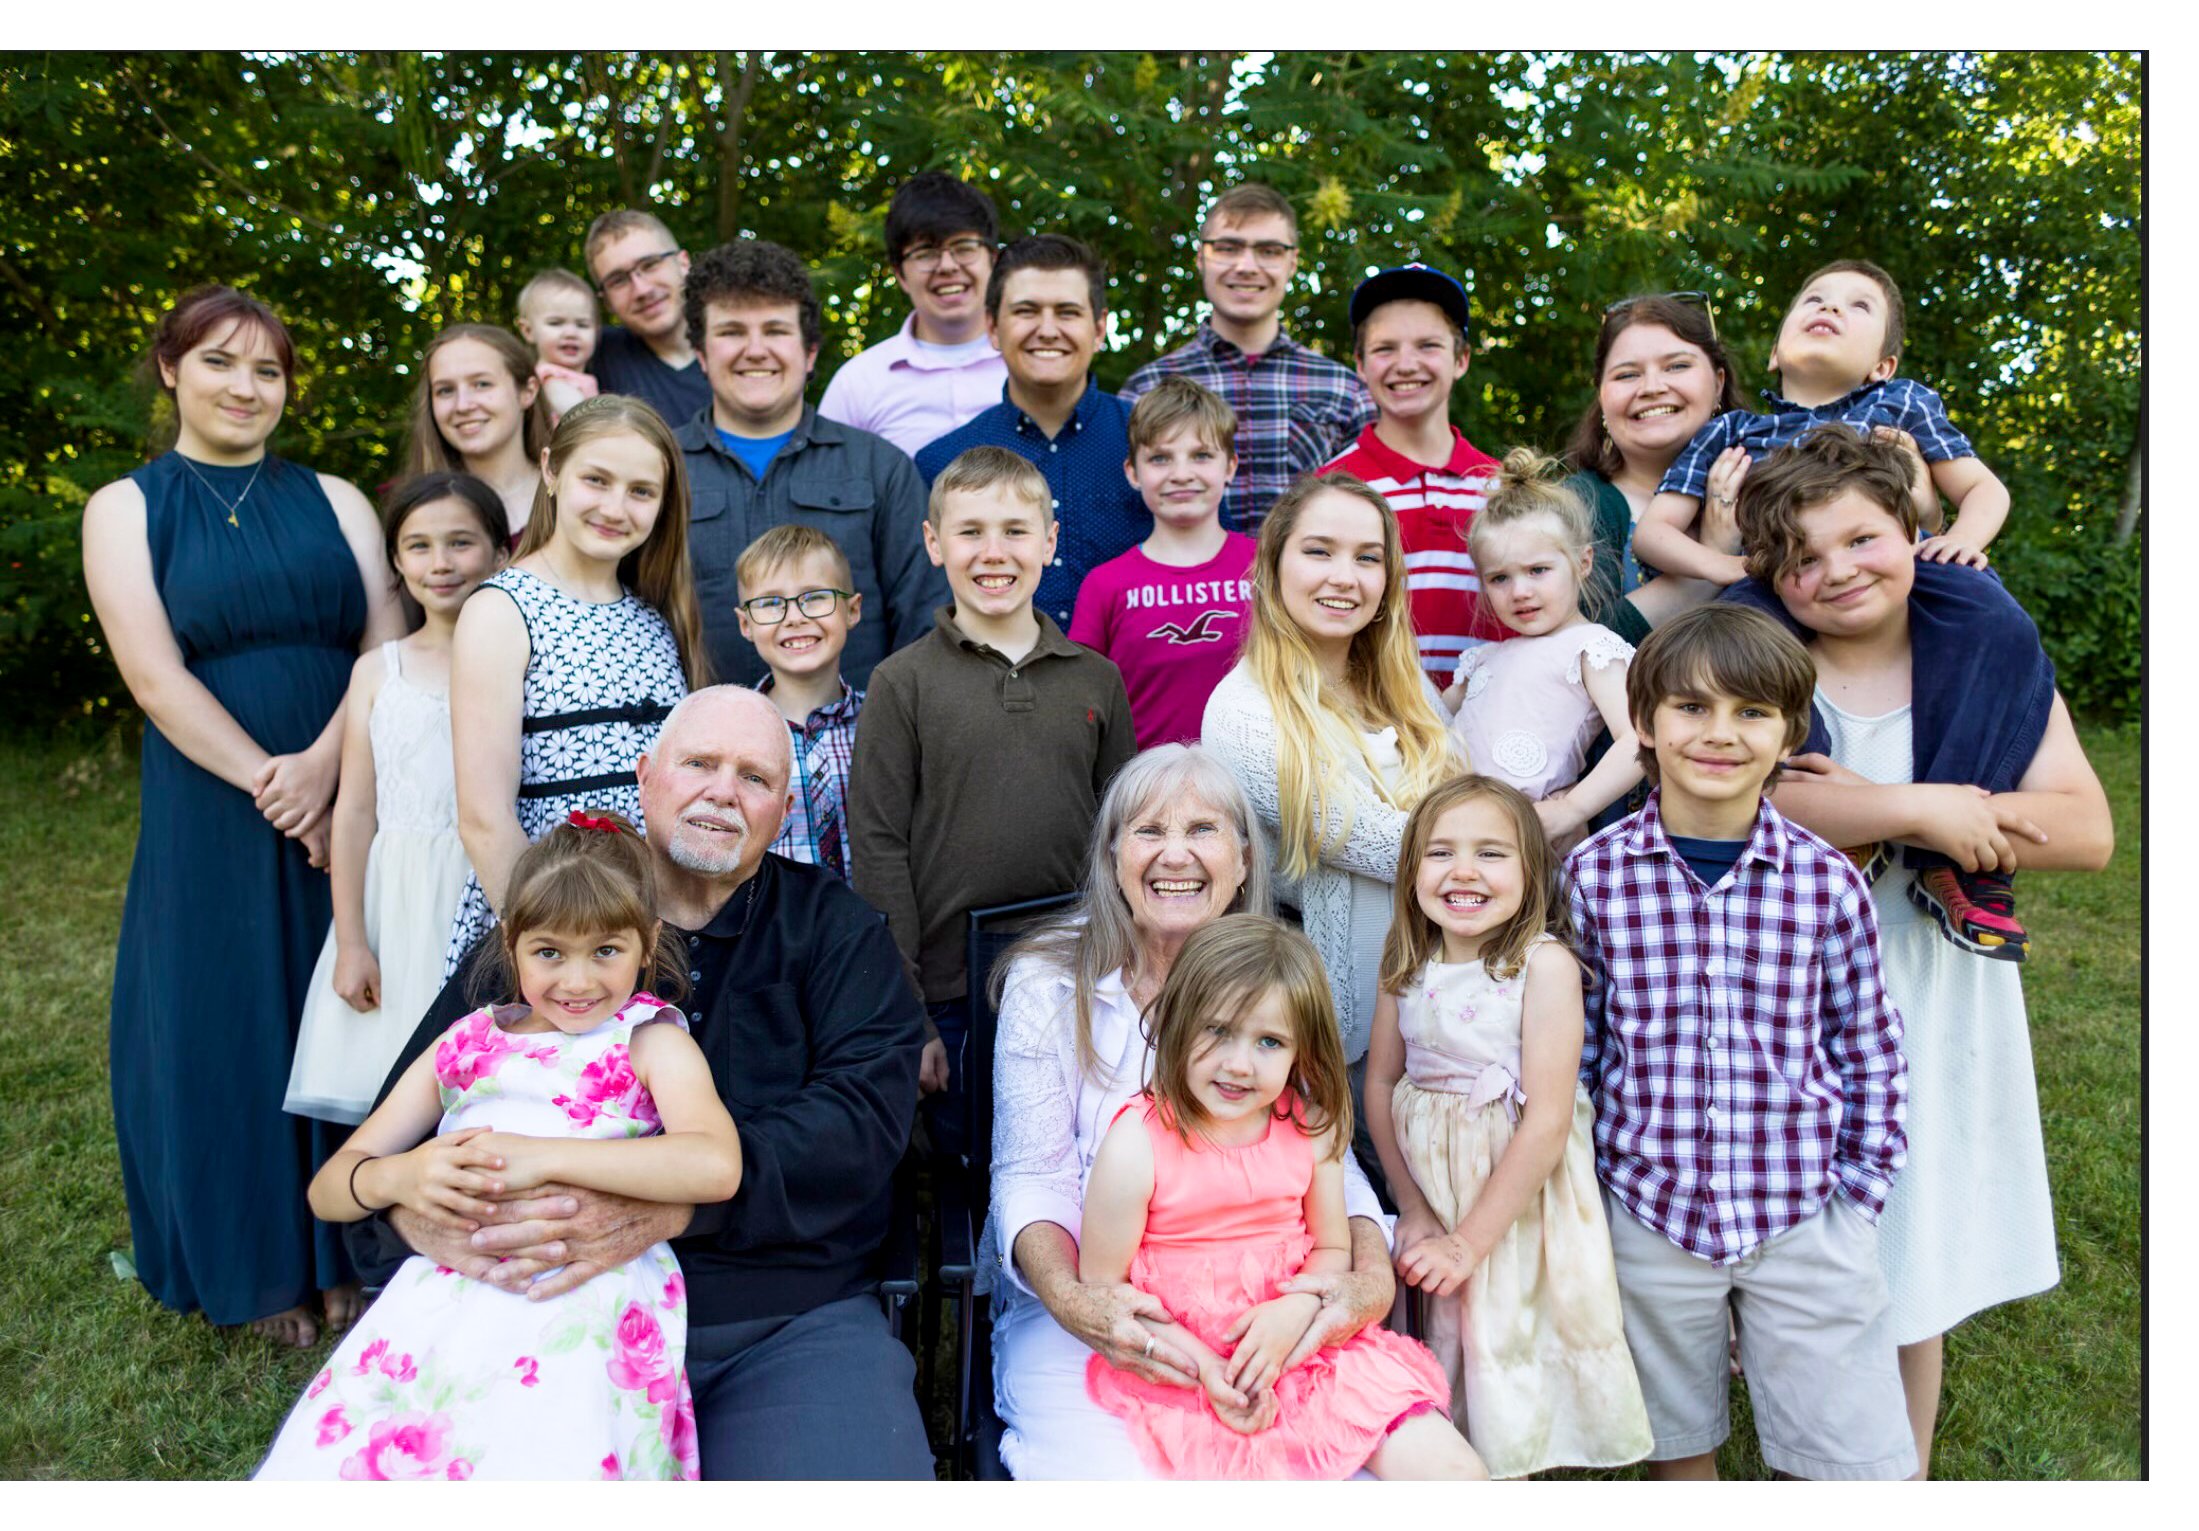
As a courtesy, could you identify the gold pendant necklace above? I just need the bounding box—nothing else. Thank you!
[179,454,264,528]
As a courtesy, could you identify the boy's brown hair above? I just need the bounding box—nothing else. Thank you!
[1380,775,1577,992]
[1203,183,1297,237]
[1126,377,1237,460]
[473,809,690,1005]
[583,208,678,270]
[1144,914,1352,1158]
[1783,258,1906,363]
[1625,605,1815,790]
[1737,424,1920,585]
[926,444,1052,526]
[735,523,854,597]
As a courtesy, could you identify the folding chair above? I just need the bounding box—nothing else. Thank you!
[878,1148,923,1343]
[935,892,1079,1479]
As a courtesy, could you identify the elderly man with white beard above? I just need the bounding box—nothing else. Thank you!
[345,684,933,1478]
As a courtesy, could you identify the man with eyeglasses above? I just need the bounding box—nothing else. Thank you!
[584,208,712,424]
[819,172,1010,457]
[674,240,945,692]
[1120,184,1375,534]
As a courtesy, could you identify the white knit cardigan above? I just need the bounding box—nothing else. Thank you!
[1201,662,1452,1059]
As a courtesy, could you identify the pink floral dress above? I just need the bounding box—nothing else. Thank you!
[256,995,698,1481]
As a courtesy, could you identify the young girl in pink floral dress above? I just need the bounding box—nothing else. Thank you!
[257,811,741,1481]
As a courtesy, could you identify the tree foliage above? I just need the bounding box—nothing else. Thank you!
[0,50,2142,725]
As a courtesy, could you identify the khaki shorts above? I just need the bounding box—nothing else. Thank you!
[1605,1191,1917,1480]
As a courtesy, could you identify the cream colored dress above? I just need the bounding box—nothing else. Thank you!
[1817,694,2059,1341]
[1390,936,1652,1477]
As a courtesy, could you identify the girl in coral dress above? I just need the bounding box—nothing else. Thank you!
[1080,915,1485,1480]
[1364,775,1652,1478]
[257,810,742,1481]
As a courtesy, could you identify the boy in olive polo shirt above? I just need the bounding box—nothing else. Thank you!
[849,446,1136,1141]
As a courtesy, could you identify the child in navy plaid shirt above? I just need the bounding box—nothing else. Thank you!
[1634,259,2011,587]
[734,525,864,880]
[1564,604,1913,1480]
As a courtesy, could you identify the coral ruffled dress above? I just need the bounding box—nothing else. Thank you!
[1085,1098,1449,1478]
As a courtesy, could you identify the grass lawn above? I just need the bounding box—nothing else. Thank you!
[0,724,2144,1479]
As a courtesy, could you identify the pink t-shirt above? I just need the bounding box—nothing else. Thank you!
[1069,535,1257,748]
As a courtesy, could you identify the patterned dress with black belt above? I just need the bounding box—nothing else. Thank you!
[443,566,687,975]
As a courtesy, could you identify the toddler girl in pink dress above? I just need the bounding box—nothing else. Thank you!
[1445,449,1643,853]
[1079,915,1485,1479]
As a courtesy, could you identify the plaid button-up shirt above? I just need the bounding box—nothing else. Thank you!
[1121,323,1376,534]
[1660,377,1976,501]
[1564,790,1907,1264]
[760,678,863,881]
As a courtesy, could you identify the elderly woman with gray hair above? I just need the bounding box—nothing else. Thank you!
[984,743,1400,1479]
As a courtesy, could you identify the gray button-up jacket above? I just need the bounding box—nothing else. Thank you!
[675,404,948,688]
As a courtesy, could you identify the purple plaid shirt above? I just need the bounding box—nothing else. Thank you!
[1564,790,1907,1264]
[759,677,862,881]
[1121,322,1376,534]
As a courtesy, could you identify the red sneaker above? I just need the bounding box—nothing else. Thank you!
[1908,867,2029,962]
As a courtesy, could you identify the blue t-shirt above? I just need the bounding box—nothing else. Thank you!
[717,426,796,483]
[1668,834,1748,891]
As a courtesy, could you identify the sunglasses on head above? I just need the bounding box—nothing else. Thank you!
[1604,290,1718,344]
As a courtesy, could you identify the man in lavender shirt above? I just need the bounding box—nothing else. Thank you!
[818,172,1010,456]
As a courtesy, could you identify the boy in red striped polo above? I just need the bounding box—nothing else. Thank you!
[1320,264,1507,683]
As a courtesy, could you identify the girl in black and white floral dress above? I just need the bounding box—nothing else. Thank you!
[445,395,710,975]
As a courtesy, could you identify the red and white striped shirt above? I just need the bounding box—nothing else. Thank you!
[1320,424,1509,680]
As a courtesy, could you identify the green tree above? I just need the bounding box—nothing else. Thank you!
[0,50,2141,727]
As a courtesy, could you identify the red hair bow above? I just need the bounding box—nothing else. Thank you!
[567,809,620,835]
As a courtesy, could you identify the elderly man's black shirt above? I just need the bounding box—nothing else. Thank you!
[345,854,924,1326]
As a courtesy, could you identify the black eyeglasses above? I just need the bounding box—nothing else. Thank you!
[1200,236,1298,265]
[1605,290,1718,344]
[900,236,994,273]
[738,588,854,624]
[597,249,682,298]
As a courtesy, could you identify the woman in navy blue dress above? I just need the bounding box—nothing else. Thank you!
[83,287,403,1348]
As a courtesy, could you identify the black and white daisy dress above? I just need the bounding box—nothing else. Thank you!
[443,566,688,975]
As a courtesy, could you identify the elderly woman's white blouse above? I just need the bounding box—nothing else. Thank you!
[986,955,1390,1300]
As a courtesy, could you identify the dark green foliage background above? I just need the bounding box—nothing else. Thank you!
[0,51,2142,726]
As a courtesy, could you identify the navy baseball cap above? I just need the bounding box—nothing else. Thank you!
[1348,263,1472,344]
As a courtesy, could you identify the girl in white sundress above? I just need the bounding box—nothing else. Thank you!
[1364,774,1652,1479]
[286,474,508,1125]
[258,811,741,1480]
[444,394,711,976]
[1443,449,1643,855]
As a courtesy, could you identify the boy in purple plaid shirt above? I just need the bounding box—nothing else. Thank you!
[734,525,864,882]
[1564,604,1914,1479]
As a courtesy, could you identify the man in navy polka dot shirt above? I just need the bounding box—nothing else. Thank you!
[914,234,1151,628]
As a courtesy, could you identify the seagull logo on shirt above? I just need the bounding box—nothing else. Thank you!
[1148,610,1233,646]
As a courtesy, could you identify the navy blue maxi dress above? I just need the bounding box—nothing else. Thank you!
[110,452,365,1324]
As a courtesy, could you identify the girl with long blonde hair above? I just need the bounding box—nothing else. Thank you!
[1200,474,1463,1151]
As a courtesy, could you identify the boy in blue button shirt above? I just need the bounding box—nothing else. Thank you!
[913,235,1151,630]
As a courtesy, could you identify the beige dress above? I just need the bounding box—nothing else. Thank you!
[1390,935,1652,1477]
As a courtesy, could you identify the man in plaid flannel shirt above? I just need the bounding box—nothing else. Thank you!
[1120,183,1374,535]
[1564,604,1915,1480]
